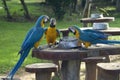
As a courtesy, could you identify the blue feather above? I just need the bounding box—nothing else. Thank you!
[7,15,48,79]
[72,25,120,47]
[92,40,120,44]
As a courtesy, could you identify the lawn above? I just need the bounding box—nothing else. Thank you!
[0,0,120,75]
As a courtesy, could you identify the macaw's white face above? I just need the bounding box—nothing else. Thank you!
[43,15,49,23]
[50,18,56,27]
[41,15,49,27]
[68,27,76,34]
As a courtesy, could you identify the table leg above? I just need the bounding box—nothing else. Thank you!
[61,60,81,80]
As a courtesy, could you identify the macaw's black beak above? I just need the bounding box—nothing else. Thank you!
[50,18,56,28]
[50,23,55,27]
[43,15,49,23]
[68,27,76,35]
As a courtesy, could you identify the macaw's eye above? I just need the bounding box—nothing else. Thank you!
[44,18,48,22]
[44,16,49,23]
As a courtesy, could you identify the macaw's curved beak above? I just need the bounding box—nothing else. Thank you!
[68,27,76,35]
[50,18,56,28]
[43,15,49,23]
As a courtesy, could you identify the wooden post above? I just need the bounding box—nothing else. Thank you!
[61,60,81,80]
[97,63,120,80]
[82,0,92,27]
[36,72,52,80]
[25,63,58,80]
[83,57,106,80]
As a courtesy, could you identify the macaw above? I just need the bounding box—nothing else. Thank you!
[6,15,49,79]
[45,18,60,47]
[69,25,120,48]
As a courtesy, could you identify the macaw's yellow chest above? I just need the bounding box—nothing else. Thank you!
[46,27,58,43]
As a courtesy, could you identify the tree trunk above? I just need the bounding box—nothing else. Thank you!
[69,0,78,16]
[20,0,31,19]
[116,0,120,12]
[73,0,77,12]
[2,0,12,19]
[82,0,92,27]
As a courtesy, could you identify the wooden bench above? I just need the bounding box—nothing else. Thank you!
[83,57,106,80]
[97,62,120,80]
[25,63,58,80]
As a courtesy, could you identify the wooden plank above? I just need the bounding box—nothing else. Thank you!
[25,63,57,73]
[97,63,120,73]
[32,49,87,60]
[80,17,115,23]
[25,63,58,80]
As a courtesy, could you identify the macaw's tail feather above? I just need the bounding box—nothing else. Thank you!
[7,48,30,79]
[95,40,120,44]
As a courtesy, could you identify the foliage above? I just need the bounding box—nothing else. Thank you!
[47,0,71,20]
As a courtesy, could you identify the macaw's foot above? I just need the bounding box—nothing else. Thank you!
[55,41,59,45]
[48,43,55,48]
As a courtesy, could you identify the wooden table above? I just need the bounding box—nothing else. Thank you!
[32,45,120,80]
[32,48,88,80]
[80,17,115,27]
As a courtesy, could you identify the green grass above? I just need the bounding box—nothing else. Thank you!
[0,2,82,73]
[0,0,120,75]
[0,21,36,73]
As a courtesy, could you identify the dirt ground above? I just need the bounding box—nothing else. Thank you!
[0,72,35,80]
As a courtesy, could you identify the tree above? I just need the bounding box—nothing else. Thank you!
[116,0,120,12]
[47,0,71,20]
[20,0,31,19]
[82,0,92,27]
[2,0,12,19]
[69,0,78,16]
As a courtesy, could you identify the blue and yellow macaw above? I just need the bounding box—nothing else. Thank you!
[6,15,49,79]
[69,25,120,48]
[45,18,60,47]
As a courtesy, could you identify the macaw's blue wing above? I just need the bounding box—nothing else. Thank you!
[92,39,120,44]
[83,29,108,39]
[80,30,107,43]
[7,27,45,79]
[21,28,44,53]
[82,29,120,44]
[18,27,34,54]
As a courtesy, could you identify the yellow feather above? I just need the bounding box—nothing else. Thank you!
[84,42,91,48]
[41,20,44,27]
[34,37,43,48]
[45,27,58,45]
